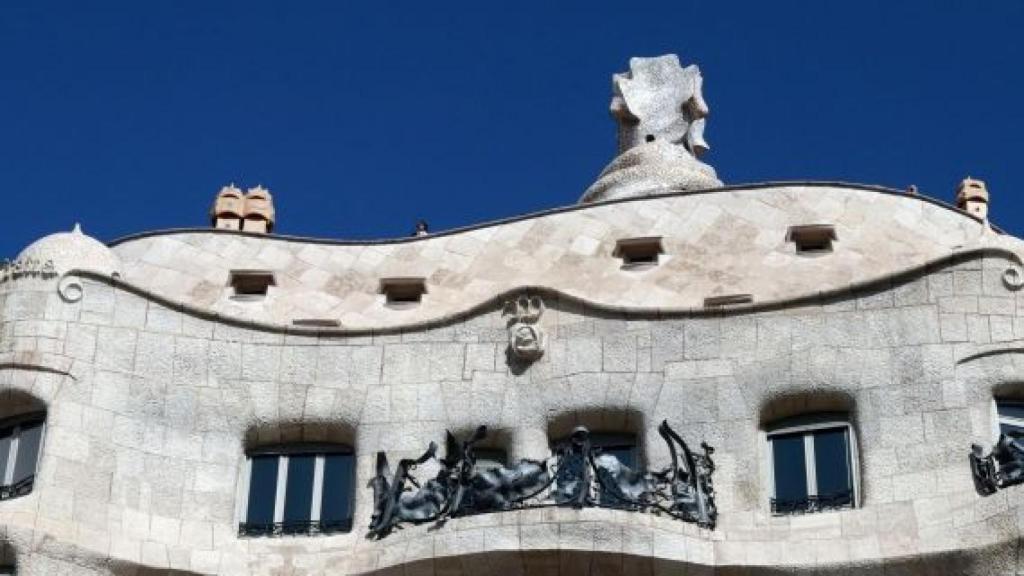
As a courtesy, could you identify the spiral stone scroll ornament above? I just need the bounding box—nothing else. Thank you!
[1004,265,1024,291]
[57,274,84,303]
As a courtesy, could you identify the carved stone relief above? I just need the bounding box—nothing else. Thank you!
[504,295,546,362]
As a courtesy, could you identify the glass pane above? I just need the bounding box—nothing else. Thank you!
[771,432,808,508]
[1000,422,1024,441]
[812,427,852,505]
[589,434,638,506]
[13,421,44,485]
[590,433,638,469]
[599,445,637,469]
[472,448,507,472]
[320,453,354,532]
[246,455,279,527]
[282,455,315,532]
[997,402,1024,422]
[0,427,13,484]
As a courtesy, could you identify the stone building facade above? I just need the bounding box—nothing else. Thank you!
[1,55,1024,575]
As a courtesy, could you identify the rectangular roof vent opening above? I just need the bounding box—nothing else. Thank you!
[787,225,837,255]
[229,270,276,300]
[380,277,427,308]
[703,294,754,308]
[613,237,664,270]
[291,318,341,328]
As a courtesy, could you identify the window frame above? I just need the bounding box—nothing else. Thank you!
[765,414,859,515]
[550,431,640,507]
[470,447,509,473]
[994,400,1024,439]
[237,444,355,537]
[0,412,46,501]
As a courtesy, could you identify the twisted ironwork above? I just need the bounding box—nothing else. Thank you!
[971,434,1024,496]
[368,420,716,538]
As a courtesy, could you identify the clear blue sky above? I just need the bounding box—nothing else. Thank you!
[2,2,1022,257]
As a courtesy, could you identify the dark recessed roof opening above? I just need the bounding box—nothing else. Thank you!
[613,237,664,270]
[787,225,837,255]
[703,294,754,308]
[380,277,427,308]
[291,318,341,328]
[229,270,276,299]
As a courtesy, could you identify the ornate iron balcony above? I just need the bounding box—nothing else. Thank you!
[368,421,717,539]
[238,519,353,537]
[0,476,34,501]
[770,489,854,515]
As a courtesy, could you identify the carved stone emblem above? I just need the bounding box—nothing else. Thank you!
[504,295,546,361]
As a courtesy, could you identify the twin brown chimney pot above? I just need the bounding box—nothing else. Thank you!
[211,185,277,233]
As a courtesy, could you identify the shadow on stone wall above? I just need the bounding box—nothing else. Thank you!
[360,542,1016,576]
[243,420,357,451]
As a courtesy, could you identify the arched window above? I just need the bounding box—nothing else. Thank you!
[239,445,355,537]
[0,413,45,501]
[766,414,858,514]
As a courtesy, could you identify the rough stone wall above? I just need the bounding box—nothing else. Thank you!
[0,249,1023,575]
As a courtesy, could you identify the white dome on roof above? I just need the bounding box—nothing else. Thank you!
[17,224,122,277]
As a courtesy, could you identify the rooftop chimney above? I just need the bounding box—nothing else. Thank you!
[210,184,276,233]
[956,177,989,220]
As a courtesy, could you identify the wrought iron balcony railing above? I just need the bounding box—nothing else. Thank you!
[770,489,854,515]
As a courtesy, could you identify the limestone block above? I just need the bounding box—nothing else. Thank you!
[685,321,721,360]
[95,326,137,372]
[64,323,97,361]
[602,335,637,373]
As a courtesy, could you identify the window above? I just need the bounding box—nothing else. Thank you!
[239,446,355,537]
[613,237,664,270]
[471,448,508,473]
[997,401,1024,441]
[229,270,276,299]
[552,432,638,506]
[0,414,45,501]
[380,277,427,307]
[787,225,837,255]
[767,417,856,514]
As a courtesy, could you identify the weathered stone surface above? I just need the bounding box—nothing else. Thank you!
[2,178,1024,575]
[100,184,1021,332]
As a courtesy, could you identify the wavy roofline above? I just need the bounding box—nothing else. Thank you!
[62,246,1022,337]
[107,181,995,248]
